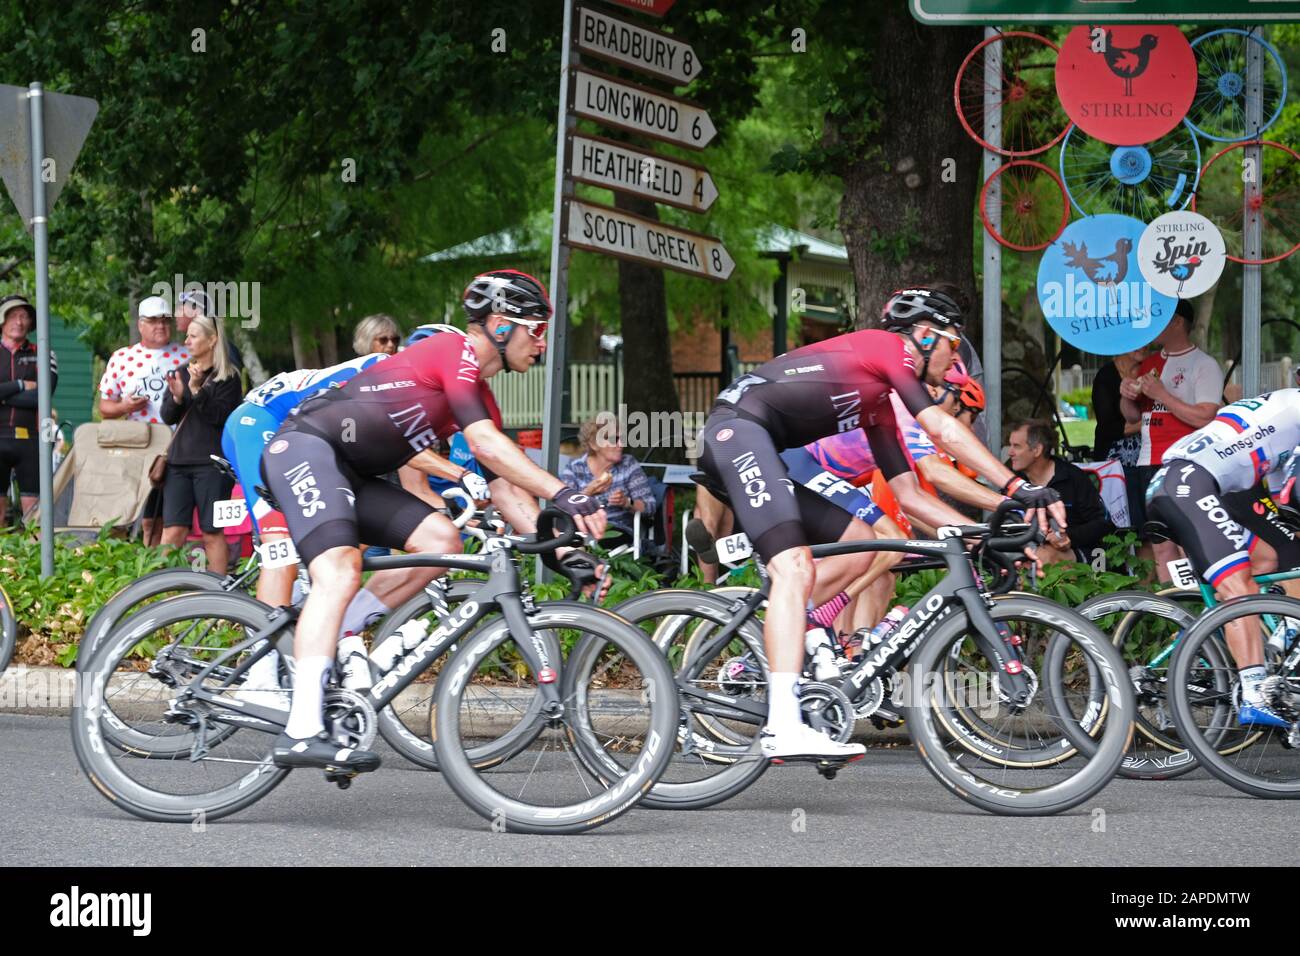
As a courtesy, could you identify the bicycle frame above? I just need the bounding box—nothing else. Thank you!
[159,546,563,740]
[675,535,1031,728]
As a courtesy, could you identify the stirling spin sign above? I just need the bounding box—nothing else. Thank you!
[1037,214,1176,355]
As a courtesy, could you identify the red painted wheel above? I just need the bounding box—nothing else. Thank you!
[1192,140,1300,265]
[980,160,1070,252]
[955,31,1069,158]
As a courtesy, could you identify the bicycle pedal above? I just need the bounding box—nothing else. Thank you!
[324,770,358,789]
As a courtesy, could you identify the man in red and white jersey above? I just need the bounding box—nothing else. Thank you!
[1120,299,1223,578]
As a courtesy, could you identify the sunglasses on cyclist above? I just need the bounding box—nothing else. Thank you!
[921,326,961,350]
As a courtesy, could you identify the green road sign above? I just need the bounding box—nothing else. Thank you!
[911,0,1300,23]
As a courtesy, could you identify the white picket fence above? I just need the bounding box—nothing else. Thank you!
[492,360,762,429]
[492,362,622,430]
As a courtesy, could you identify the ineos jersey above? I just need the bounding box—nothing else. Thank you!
[718,330,934,479]
[244,353,389,419]
[286,330,502,475]
[805,393,939,481]
[1161,388,1300,495]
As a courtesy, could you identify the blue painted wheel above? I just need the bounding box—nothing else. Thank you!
[1189,29,1287,142]
[1060,120,1201,220]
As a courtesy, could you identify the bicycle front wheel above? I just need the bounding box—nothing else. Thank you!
[433,603,676,834]
[1168,595,1300,798]
[905,595,1134,815]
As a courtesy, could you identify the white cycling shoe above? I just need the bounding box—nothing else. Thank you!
[760,723,865,762]
[235,651,290,711]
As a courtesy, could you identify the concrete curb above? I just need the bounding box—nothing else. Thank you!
[0,664,916,743]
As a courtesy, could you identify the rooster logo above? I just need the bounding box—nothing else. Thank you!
[1099,31,1159,97]
[1063,237,1133,311]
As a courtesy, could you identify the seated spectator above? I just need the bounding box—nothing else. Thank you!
[353,313,401,356]
[561,417,655,549]
[0,295,57,525]
[159,315,242,573]
[1008,419,1114,565]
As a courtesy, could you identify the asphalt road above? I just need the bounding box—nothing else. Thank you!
[2,713,1287,867]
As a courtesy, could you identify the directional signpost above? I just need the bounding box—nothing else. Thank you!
[542,0,731,494]
[566,198,734,280]
[0,83,97,578]
[569,133,717,211]
[571,68,716,148]
[576,6,703,85]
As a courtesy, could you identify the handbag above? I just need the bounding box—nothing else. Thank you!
[149,385,195,487]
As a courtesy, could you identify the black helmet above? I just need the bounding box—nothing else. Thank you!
[881,287,964,332]
[462,270,552,324]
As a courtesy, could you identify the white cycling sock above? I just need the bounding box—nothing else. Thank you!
[766,672,802,733]
[1239,665,1267,706]
[338,588,388,639]
[244,643,281,689]
[284,656,331,739]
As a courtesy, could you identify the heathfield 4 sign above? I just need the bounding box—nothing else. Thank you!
[1037,214,1176,355]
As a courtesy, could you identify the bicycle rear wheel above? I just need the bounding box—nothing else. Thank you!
[905,595,1133,815]
[71,591,291,822]
[1168,595,1300,798]
[570,589,771,811]
[433,603,676,834]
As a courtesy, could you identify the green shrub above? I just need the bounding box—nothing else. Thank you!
[2,525,193,666]
[1061,387,1093,409]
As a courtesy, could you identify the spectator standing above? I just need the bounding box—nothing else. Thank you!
[0,295,57,525]
[1091,346,1146,463]
[353,313,401,356]
[176,289,244,370]
[561,418,655,548]
[99,296,190,543]
[1120,299,1223,577]
[1008,419,1113,564]
[159,315,242,573]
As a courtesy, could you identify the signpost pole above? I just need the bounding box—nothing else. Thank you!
[543,0,577,484]
[27,82,53,579]
[981,27,1003,455]
[1241,27,1264,398]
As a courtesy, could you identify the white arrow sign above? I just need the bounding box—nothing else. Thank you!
[570,133,717,212]
[576,6,703,86]
[572,68,716,150]
[566,198,734,281]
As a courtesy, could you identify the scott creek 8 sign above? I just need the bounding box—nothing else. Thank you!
[566,198,734,280]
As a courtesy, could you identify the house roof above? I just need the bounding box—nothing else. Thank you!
[422,224,848,265]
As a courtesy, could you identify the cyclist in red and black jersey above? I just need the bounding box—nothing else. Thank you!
[262,271,606,772]
[697,286,1066,761]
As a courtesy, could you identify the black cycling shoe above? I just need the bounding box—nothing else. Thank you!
[272,732,381,773]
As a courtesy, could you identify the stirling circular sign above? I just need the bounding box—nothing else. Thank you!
[1055,26,1196,145]
[1037,213,1176,356]
[1138,211,1227,300]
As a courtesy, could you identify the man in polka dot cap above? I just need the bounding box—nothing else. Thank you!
[97,295,191,542]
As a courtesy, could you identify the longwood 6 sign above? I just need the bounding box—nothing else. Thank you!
[571,68,716,149]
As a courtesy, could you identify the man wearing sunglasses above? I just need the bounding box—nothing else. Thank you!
[695,285,1066,762]
[261,269,605,772]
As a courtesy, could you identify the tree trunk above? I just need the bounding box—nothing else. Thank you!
[319,321,339,366]
[231,325,270,386]
[290,322,321,370]
[1002,285,1050,431]
[828,12,983,331]
[613,192,685,463]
